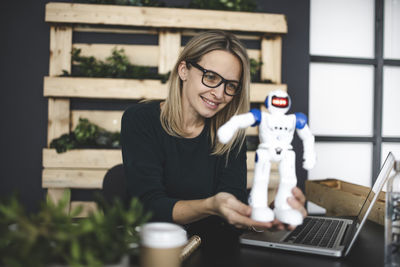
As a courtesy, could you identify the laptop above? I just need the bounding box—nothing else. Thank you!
[240,152,396,257]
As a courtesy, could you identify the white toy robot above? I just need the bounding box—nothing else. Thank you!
[218,90,316,226]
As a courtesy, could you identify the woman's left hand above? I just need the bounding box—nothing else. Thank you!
[271,187,307,231]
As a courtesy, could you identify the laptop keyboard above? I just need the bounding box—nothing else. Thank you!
[283,217,344,248]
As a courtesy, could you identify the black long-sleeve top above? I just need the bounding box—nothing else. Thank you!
[121,101,247,224]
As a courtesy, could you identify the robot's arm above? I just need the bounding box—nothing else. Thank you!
[295,112,316,170]
[217,109,261,144]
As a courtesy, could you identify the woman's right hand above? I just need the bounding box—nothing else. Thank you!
[209,192,275,229]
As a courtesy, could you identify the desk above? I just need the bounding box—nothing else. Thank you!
[182,220,384,267]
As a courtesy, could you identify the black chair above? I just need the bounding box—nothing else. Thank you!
[101,164,129,205]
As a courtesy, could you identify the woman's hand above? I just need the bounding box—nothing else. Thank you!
[270,187,307,231]
[210,187,307,231]
[209,192,275,229]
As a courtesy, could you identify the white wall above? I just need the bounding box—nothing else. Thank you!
[309,0,400,187]
[310,0,375,58]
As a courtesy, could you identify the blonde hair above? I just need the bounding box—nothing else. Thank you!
[160,30,251,156]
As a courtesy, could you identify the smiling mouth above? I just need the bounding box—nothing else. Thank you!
[201,96,219,109]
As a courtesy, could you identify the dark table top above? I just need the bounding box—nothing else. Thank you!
[182,219,384,267]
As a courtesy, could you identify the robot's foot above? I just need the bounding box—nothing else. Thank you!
[251,207,274,222]
[274,209,303,226]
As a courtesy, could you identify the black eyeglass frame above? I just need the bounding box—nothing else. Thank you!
[186,61,242,96]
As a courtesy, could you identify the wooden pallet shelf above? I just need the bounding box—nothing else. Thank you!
[45,3,287,34]
[43,2,288,215]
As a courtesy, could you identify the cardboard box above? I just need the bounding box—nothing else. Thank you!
[305,179,385,225]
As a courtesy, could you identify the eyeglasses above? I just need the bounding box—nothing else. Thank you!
[186,61,241,96]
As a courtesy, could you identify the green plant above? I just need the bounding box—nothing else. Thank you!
[62,48,170,83]
[0,193,151,267]
[73,0,258,11]
[250,58,262,82]
[49,133,78,153]
[50,118,121,153]
[189,0,257,12]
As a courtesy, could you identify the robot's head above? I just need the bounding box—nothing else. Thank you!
[265,90,291,115]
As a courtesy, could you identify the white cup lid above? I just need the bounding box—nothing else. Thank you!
[140,222,187,248]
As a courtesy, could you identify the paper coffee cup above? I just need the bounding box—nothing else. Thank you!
[140,222,187,267]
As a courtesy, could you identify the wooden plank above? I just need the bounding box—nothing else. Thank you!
[74,26,158,35]
[73,43,159,67]
[48,25,72,146]
[158,31,181,74]
[182,30,262,41]
[71,110,123,132]
[42,168,108,189]
[47,98,70,146]
[43,148,122,169]
[261,36,282,84]
[44,76,168,100]
[70,201,98,217]
[49,26,72,76]
[46,3,287,34]
[44,76,286,102]
[305,179,385,225]
[46,25,73,204]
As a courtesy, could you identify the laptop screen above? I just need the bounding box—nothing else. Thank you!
[356,152,395,225]
[344,152,396,256]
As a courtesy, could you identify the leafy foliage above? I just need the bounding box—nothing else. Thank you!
[189,0,257,12]
[0,194,151,267]
[74,0,257,11]
[250,58,263,82]
[50,118,120,153]
[62,48,170,83]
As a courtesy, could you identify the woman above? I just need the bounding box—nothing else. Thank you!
[121,30,306,235]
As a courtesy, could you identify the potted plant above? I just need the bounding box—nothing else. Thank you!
[0,193,151,266]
